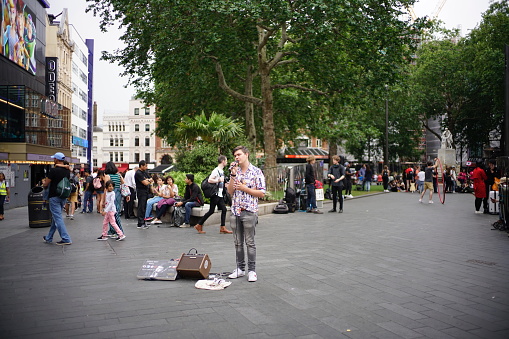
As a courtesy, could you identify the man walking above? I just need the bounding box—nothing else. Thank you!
[194,155,232,234]
[80,170,94,213]
[135,161,152,229]
[327,155,346,213]
[227,146,266,282]
[123,166,138,219]
[175,174,203,228]
[42,152,72,245]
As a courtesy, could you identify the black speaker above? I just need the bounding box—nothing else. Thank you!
[176,248,211,279]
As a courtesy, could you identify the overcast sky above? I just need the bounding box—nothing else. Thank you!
[46,0,494,119]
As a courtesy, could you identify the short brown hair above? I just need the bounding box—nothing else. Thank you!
[232,145,249,155]
[332,155,340,162]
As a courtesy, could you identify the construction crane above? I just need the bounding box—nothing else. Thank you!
[406,0,448,23]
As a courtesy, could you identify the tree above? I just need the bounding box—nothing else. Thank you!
[174,111,244,154]
[87,0,425,189]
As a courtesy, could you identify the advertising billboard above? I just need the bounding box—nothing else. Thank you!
[1,0,37,75]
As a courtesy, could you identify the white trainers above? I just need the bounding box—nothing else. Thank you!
[228,268,245,279]
[248,271,257,282]
[429,200,434,204]
[179,223,190,228]
[419,198,422,203]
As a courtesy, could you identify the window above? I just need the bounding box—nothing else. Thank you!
[134,137,139,146]
[135,124,139,131]
[316,139,322,148]
[145,107,150,115]
[134,153,140,163]
[93,159,97,167]
[115,152,119,162]
[110,138,114,146]
[134,108,139,115]
[145,153,150,162]
[110,152,114,161]
[120,138,123,147]
[120,153,124,162]
[145,124,150,132]
[296,138,309,148]
[145,137,150,146]
[114,138,118,146]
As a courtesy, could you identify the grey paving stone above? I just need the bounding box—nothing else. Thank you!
[0,193,508,338]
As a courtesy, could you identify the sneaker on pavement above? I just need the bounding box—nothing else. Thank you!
[228,268,245,279]
[429,200,433,204]
[97,236,108,241]
[69,215,74,220]
[312,209,323,214]
[137,225,144,229]
[116,235,126,241]
[151,219,162,224]
[248,271,257,282]
[419,199,422,203]
[141,225,149,229]
[179,223,190,228]
[43,236,51,244]
[56,241,72,245]
[328,209,336,213]
[109,234,118,239]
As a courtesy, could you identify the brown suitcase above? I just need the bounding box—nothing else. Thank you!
[176,248,211,279]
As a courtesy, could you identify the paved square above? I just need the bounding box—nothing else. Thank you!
[0,192,508,338]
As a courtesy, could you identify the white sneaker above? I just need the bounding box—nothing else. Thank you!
[179,223,190,228]
[228,268,245,279]
[347,195,353,198]
[475,211,483,214]
[419,199,422,203]
[151,219,162,224]
[116,235,126,241]
[429,200,434,204]
[248,271,257,282]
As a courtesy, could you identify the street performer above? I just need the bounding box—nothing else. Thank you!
[227,146,266,282]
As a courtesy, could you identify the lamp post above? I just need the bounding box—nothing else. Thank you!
[384,85,389,167]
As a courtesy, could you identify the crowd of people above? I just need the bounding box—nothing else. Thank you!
[38,146,266,282]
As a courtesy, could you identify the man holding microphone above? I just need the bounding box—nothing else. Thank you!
[227,146,266,282]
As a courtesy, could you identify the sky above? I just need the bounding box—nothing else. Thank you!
[46,0,494,119]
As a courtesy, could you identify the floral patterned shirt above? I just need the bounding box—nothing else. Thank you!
[231,163,266,216]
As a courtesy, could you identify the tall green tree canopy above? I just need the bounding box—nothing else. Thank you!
[87,0,426,188]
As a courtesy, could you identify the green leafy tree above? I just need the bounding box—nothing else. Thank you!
[87,0,426,189]
[174,143,219,174]
[174,111,244,154]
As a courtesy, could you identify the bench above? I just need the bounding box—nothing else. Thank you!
[133,201,230,227]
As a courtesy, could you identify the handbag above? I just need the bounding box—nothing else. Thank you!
[121,183,131,197]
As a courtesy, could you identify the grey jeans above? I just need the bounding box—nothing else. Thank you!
[230,210,257,272]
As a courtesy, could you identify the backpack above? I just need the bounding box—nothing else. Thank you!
[201,175,218,198]
[93,177,102,189]
[69,174,78,193]
[273,199,289,214]
[173,206,186,227]
[56,176,71,199]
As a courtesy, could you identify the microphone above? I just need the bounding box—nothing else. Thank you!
[229,161,239,171]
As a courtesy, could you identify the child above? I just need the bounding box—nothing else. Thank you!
[98,180,126,241]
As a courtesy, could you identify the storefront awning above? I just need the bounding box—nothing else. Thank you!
[148,164,176,174]
[281,147,329,159]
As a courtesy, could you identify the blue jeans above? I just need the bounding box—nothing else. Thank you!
[230,211,257,272]
[364,181,371,191]
[306,184,317,210]
[46,196,72,243]
[82,190,93,212]
[145,196,163,218]
[184,201,200,224]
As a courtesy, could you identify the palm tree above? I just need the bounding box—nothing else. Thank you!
[174,111,244,151]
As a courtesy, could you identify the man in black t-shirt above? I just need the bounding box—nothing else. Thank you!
[135,160,153,229]
[80,170,94,213]
[42,152,72,245]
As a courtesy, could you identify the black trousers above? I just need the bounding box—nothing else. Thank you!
[344,181,352,195]
[331,185,344,211]
[124,187,136,217]
[198,195,227,226]
[137,190,148,227]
